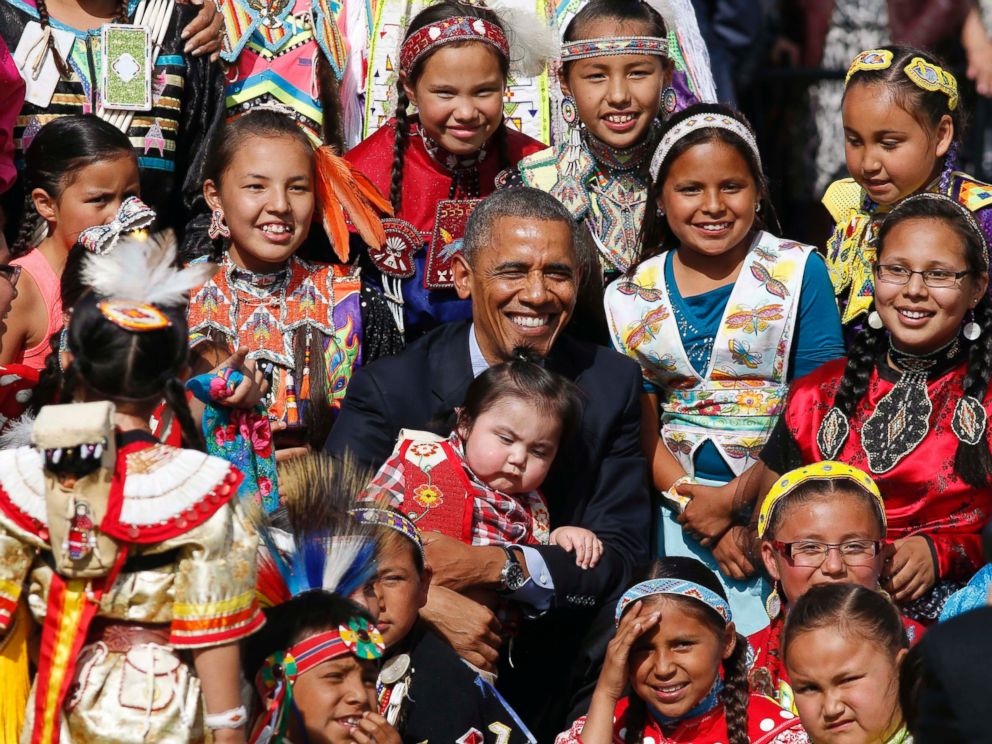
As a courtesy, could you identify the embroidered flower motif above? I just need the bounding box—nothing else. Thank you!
[258,476,273,499]
[339,616,385,660]
[735,391,764,416]
[410,443,439,458]
[233,410,274,458]
[413,484,444,508]
[214,424,237,448]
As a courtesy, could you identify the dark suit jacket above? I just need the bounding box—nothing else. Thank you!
[326,320,650,604]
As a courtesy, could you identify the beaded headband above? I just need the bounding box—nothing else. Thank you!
[97,299,172,332]
[649,113,761,181]
[77,196,156,256]
[757,461,884,539]
[400,16,509,76]
[615,578,731,626]
[250,618,385,744]
[884,193,990,270]
[350,507,425,558]
[845,49,958,111]
[560,36,668,62]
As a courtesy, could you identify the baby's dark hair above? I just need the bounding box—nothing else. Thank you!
[388,1,511,212]
[12,115,135,257]
[561,0,666,75]
[61,290,202,448]
[637,103,779,268]
[760,477,886,541]
[621,557,750,744]
[829,195,992,487]
[844,45,964,192]
[783,583,908,666]
[458,348,583,448]
[243,592,376,683]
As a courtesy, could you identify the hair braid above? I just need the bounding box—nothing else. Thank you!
[11,192,42,258]
[163,377,205,450]
[623,692,647,744]
[58,360,78,405]
[389,91,411,213]
[955,295,992,486]
[114,0,127,23]
[720,633,751,744]
[35,0,72,78]
[829,312,886,425]
[938,142,960,195]
[30,331,66,414]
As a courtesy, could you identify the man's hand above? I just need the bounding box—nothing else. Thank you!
[676,481,736,546]
[420,586,502,672]
[712,527,755,580]
[182,0,224,61]
[882,536,937,603]
[423,532,509,592]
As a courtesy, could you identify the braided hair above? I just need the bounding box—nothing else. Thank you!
[621,557,750,744]
[12,115,134,257]
[636,103,780,272]
[34,0,127,80]
[829,195,992,487]
[388,1,510,212]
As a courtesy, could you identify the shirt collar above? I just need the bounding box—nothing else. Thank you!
[469,323,490,378]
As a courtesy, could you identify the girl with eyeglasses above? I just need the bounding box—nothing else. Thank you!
[747,462,924,712]
[720,193,992,627]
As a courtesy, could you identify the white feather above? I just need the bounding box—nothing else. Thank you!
[0,411,36,450]
[81,230,217,307]
[643,0,718,104]
[487,0,557,77]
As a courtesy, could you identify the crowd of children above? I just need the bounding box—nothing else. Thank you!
[0,0,990,741]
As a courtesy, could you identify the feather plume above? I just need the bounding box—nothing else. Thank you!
[0,412,36,450]
[643,0,718,104]
[314,146,392,262]
[486,0,557,77]
[252,453,378,607]
[81,230,217,307]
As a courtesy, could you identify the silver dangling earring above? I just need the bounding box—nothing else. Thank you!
[662,86,678,115]
[963,309,982,341]
[208,208,230,240]
[868,310,884,330]
[755,202,761,213]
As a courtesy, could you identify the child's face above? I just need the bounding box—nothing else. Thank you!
[35,154,140,250]
[405,43,505,158]
[842,82,953,206]
[561,18,668,151]
[874,218,987,355]
[787,628,906,744]
[205,134,314,273]
[291,655,378,744]
[658,138,758,260]
[629,599,734,721]
[761,491,884,608]
[373,539,430,648]
[459,396,562,494]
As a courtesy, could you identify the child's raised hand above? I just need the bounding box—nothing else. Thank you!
[350,711,402,744]
[597,601,660,703]
[551,526,604,569]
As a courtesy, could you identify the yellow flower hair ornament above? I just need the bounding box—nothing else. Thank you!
[757,461,885,539]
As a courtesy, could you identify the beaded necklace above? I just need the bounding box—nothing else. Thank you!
[416,123,488,199]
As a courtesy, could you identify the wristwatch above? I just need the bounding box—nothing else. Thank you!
[499,546,527,593]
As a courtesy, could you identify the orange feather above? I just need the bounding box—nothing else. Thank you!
[314,146,391,262]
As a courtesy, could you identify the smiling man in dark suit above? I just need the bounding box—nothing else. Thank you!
[325,187,649,738]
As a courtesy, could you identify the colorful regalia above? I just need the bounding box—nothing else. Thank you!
[0,0,224,247]
[0,407,263,744]
[187,255,395,436]
[605,232,816,633]
[364,429,551,546]
[346,117,543,338]
[763,355,992,610]
[554,694,807,744]
[217,0,348,145]
[823,172,992,328]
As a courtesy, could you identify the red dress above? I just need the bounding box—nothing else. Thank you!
[554,694,808,743]
[773,358,992,582]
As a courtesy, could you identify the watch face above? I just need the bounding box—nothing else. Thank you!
[505,563,526,591]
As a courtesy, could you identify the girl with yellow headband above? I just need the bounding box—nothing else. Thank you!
[825,44,992,333]
[748,462,923,712]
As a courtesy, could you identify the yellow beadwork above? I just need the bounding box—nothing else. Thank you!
[757,461,884,538]
[845,49,894,84]
[903,56,959,111]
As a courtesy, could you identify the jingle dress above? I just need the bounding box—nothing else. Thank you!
[823,172,992,332]
[0,430,264,743]
[604,232,844,634]
[187,255,401,447]
[554,693,808,744]
[0,0,224,252]
[345,117,543,339]
[760,353,992,620]
[364,430,551,547]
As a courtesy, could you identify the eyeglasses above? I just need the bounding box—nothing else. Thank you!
[770,539,882,568]
[0,264,20,287]
[875,264,972,288]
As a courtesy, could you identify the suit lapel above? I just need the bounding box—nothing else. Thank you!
[429,321,474,410]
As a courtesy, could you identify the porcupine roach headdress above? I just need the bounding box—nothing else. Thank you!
[249,453,385,744]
